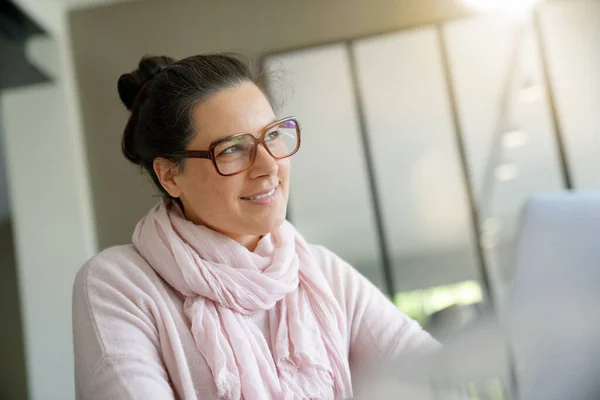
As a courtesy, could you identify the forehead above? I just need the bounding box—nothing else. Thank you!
[188,82,276,147]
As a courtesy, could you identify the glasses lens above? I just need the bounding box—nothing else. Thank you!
[213,134,254,175]
[265,119,300,158]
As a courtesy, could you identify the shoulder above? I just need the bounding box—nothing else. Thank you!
[72,246,174,390]
[307,244,343,278]
[73,245,165,307]
[307,243,335,264]
[75,245,151,284]
[307,244,369,295]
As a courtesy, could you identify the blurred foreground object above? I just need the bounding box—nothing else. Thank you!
[355,192,600,399]
[510,192,600,400]
[426,303,482,339]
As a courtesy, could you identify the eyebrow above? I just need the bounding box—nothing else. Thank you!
[215,118,279,140]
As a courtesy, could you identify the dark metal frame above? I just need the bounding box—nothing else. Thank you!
[346,43,397,297]
[435,24,495,307]
[533,6,573,190]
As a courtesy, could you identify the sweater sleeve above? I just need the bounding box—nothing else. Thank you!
[72,249,177,400]
[311,246,439,371]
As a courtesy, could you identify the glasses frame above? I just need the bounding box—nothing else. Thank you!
[168,116,301,177]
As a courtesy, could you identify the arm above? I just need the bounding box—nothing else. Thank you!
[312,246,439,369]
[72,256,176,400]
[346,267,439,365]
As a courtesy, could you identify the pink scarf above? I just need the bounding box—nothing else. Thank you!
[132,200,352,399]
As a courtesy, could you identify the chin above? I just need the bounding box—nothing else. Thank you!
[246,210,287,236]
[261,215,287,234]
[237,191,289,235]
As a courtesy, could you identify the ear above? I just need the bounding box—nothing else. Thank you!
[153,157,183,198]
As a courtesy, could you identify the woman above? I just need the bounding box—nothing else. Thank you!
[72,53,437,400]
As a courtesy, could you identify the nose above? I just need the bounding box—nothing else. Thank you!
[249,144,278,178]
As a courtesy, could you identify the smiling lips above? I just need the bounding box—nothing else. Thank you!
[240,186,278,202]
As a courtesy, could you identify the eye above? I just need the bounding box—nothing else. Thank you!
[265,130,281,141]
[217,145,244,156]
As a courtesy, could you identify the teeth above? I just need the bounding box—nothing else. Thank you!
[243,187,276,200]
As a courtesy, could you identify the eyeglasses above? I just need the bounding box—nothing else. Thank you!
[167,116,301,176]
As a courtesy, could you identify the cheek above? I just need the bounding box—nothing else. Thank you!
[278,159,291,181]
[182,175,241,224]
[180,165,224,204]
[190,173,243,207]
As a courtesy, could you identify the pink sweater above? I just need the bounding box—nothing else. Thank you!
[72,244,437,399]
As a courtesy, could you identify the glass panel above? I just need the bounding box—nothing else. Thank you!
[444,14,564,304]
[352,28,481,294]
[539,1,600,189]
[264,45,385,289]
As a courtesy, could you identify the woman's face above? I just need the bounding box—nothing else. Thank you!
[155,82,290,250]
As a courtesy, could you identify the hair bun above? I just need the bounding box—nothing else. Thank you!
[117,55,176,111]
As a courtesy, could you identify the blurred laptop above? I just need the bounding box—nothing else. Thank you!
[509,191,600,400]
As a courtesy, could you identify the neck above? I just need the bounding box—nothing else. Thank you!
[177,200,261,251]
[232,234,261,252]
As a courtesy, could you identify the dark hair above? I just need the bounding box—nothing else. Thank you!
[117,53,270,197]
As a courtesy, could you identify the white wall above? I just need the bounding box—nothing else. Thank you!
[0,24,97,399]
[2,3,98,399]
[0,81,95,400]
